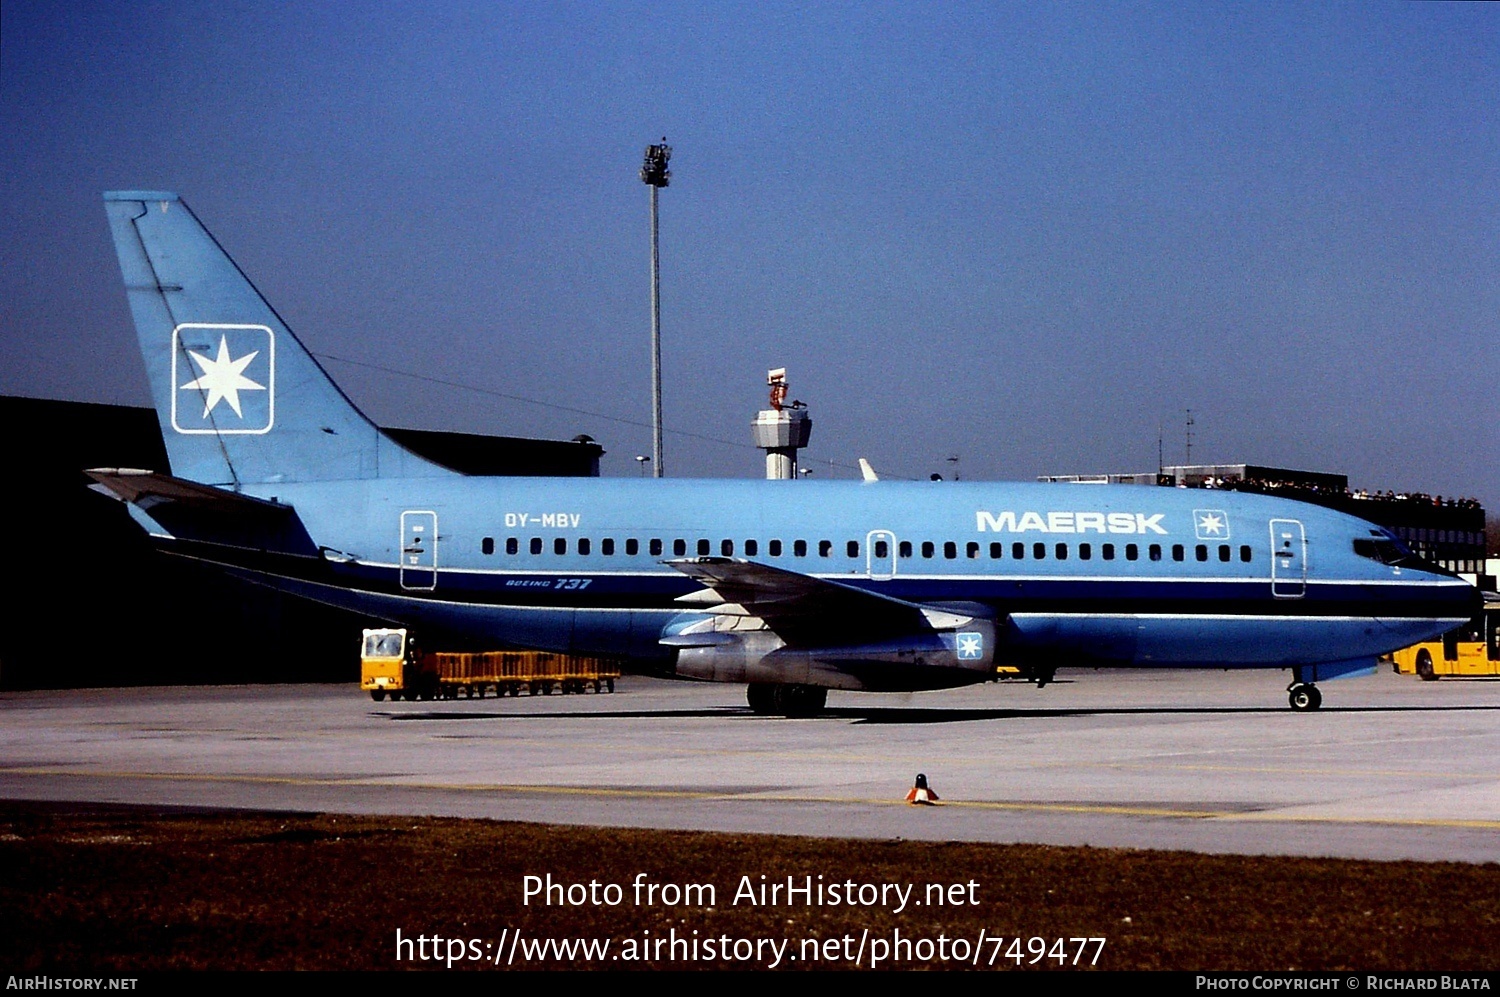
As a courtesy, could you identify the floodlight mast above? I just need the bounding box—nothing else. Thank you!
[640,139,671,478]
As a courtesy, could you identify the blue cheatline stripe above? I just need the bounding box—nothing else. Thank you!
[152,535,1471,620]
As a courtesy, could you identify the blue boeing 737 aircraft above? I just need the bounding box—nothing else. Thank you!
[90,191,1478,715]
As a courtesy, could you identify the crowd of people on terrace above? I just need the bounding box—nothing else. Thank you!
[1191,476,1483,510]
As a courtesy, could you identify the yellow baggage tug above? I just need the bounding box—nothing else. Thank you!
[360,628,620,701]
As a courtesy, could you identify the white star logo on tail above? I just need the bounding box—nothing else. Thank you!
[180,335,265,417]
[169,323,275,435]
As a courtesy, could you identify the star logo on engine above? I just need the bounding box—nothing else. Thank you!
[956,632,984,660]
[170,323,275,434]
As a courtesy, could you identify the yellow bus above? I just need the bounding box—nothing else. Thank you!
[1392,600,1500,680]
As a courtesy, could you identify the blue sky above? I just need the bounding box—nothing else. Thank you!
[2,1,1496,503]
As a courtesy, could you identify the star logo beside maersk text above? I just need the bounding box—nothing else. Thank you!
[170,324,275,435]
[956,633,984,660]
[1194,509,1230,541]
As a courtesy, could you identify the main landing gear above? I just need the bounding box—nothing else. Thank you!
[1017,664,1057,688]
[746,683,828,718]
[1287,680,1322,712]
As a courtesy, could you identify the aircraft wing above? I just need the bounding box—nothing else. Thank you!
[86,468,319,556]
[665,557,975,647]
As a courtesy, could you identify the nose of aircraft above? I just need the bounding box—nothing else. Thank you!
[1422,566,1482,632]
[1457,579,1485,618]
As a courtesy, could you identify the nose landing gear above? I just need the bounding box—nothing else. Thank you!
[1287,681,1322,711]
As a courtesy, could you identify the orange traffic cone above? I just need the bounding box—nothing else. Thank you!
[905,773,939,806]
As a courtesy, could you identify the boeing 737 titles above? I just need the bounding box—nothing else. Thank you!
[89,191,1478,715]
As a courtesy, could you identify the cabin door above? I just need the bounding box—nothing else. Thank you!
[867,530,897,580]
[400,510,438,590]
[1269,518,1305,598]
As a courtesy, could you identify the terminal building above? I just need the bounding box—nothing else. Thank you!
[1040,463,1490,584]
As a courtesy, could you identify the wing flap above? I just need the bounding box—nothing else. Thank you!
[665,557,951,646]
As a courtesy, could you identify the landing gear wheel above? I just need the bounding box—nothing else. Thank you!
[747,683,827,717]
[1415,649,1438,682]
[777,684,827,717]
[746,683,777,714]
[1288,683,1322,711]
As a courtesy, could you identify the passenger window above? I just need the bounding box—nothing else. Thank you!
[578,538,591,556]
[1033,542,1046,560]
[1239,545,1251,562]
[602,538,615,556]
[554,538,567,555]
[1102,543,1115,561]
[967,541,979,559]
[1126,544,1139,561]
[1195,544,1208,562]
[1149,544,1162,561]
[794,540,807,557]
[721,539,734,557]
[506,537,519,555]
[482,537,494,555]
[745,539,759,556]
[769,540,783,556]
[626,538,639,556]
[899,541,913,558]
[697,539,710,556]
[1079,543,1091,560]
[847,540,860,558]
[875,540,889,558]
[989,542,1003,558]
[943,541,957,559]
[1218,544,1230,562]
[1171,544,1184,562]
[674,539,687,556]
[1013,542,1025,559]
[921,541,935,558]
[530,538,543,555]
[819,540,833,557]
[1055,542,1068,560]
[649,539,663,556]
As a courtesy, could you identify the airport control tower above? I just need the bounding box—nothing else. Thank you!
[751,368,812,480]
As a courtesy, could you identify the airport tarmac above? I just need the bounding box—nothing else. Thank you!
[3,667,1498,863]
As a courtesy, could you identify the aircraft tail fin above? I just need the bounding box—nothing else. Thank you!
[103,191,454,486]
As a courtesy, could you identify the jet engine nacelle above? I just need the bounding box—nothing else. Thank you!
[665,615,996,693]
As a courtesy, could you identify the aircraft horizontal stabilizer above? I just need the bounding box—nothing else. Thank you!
[85,468,319,556]
[666,557,978,647]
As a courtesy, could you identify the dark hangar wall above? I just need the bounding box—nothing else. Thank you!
[0,395,600,690]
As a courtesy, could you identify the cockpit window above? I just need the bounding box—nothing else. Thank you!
[1353,536,1415,567]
